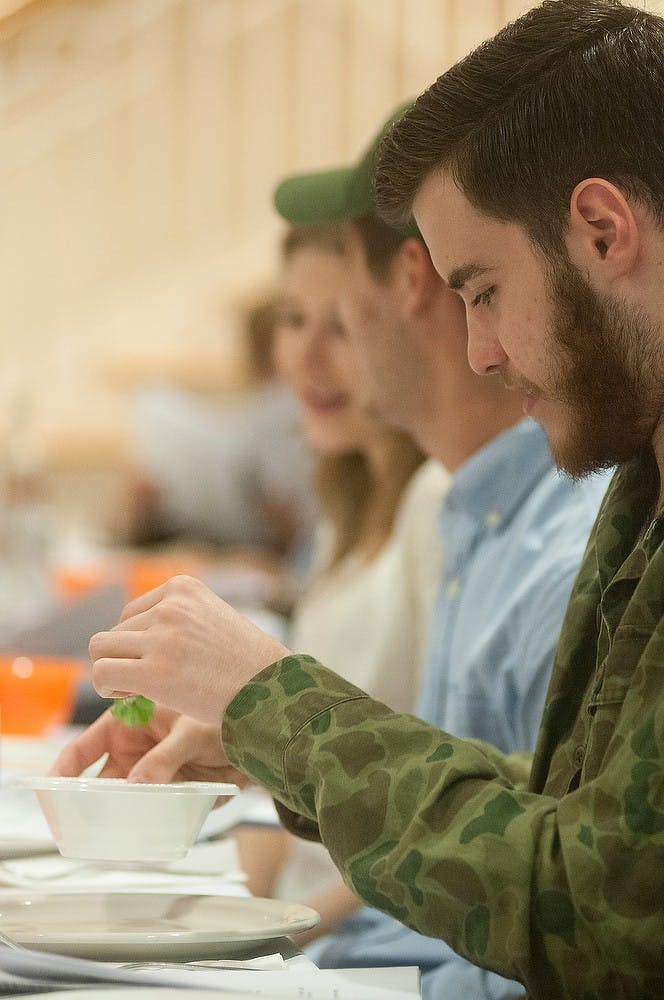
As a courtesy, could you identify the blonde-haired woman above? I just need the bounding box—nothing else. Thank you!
[235,223,448,942]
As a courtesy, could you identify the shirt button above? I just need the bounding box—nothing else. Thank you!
[485,510,502,528]
[573,745,585,768]
[445,578,461,597]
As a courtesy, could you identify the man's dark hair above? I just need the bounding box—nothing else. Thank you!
[352,213,416,280]
[375,0,664,257]
[281,216,423,282]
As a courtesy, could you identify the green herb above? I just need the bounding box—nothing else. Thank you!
[110,695,155,726]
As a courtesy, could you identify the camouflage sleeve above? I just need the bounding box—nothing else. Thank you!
[269,739,532,840]
[462,742,533,788]
[223,654,664,998]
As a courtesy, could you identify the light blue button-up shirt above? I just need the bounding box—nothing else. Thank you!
[417,418,610,750]
[309,419,612,999]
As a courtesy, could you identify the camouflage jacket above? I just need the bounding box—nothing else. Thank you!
[223,449,664,1000]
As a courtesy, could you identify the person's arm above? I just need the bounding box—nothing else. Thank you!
[461,744,533,789]
[234,824,290,898]
[223,653,664,1000]
[234,818,362,943]
[294,880,362,945]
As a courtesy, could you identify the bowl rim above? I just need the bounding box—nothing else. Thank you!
[3,775,239,795]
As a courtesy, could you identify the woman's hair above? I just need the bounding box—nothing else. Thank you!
[315,437,424,568]
[243,298,279,383]
[281,224,425,569]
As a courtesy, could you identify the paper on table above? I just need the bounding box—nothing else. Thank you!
[131,964,421,998]
[0,945,421,998]
[0,946,188,995]
[12,983,419,1000]
[121,955,286,972]
[2,992,275,1000]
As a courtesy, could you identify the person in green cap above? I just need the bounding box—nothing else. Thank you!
[52,68,610,1000]
[273,102,417,233]
[233,220,447,942]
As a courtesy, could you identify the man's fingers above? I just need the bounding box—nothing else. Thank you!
[96,758,131,779]
[117,575,196,624]
[89,629,144,661]
[127,726,202,783]
[112,605,160,633]
[91,658,145,699]
[118,584,166,623]
[90,622,153,698]
[49,713,115,777]
[89,630,146,698]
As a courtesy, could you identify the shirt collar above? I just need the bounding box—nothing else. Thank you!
[443,418,554,528]
[593,447,661,587]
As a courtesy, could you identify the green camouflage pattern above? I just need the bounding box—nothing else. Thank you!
[223,449,664,1000]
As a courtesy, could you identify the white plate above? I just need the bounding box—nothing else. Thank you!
[0,891,319,961]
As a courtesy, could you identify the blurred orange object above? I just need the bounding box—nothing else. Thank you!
[0,655,87,736]
[126,555,202,600]
[51,560,120,602]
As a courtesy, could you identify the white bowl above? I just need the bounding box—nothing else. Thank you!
[8,776,239,862]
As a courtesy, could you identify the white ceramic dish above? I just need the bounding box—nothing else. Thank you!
[0,891,320,961]
[7,777,239,862]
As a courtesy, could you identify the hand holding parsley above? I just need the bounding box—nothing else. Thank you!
[110,695,155,726]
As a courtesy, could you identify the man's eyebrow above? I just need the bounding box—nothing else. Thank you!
[446,263,492,291]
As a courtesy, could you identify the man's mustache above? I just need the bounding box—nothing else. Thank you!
[498,367,540,397]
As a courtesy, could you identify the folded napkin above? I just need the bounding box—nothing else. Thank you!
[0,785,54,855]
[198,785,280,839]
[0,838,248,895]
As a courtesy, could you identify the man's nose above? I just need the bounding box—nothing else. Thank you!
[466,316,508,376]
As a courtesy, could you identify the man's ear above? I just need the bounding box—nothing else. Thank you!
[568,178,639,282]
[392,237,436,316]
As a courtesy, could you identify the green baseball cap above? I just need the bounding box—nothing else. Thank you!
[273,101,419,235]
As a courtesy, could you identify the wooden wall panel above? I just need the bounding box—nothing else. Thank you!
[400,0,452,98]
[1,0,663,517]
[345,0,403,149]
[449,0,501,59]
[289,0,349,169]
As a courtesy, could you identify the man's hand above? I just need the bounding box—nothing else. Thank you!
[50,704,247,787]
[87,574,290,727]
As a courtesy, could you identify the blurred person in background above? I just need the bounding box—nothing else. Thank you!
[235,222,447,942]
[119,297,316,576]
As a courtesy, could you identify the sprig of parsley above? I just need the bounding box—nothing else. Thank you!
[110,695,155,726]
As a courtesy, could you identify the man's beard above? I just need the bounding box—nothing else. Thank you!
[534,255,662,478]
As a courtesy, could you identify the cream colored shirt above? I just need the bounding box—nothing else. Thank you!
[274,458,449,901]
[290,459,448,712]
